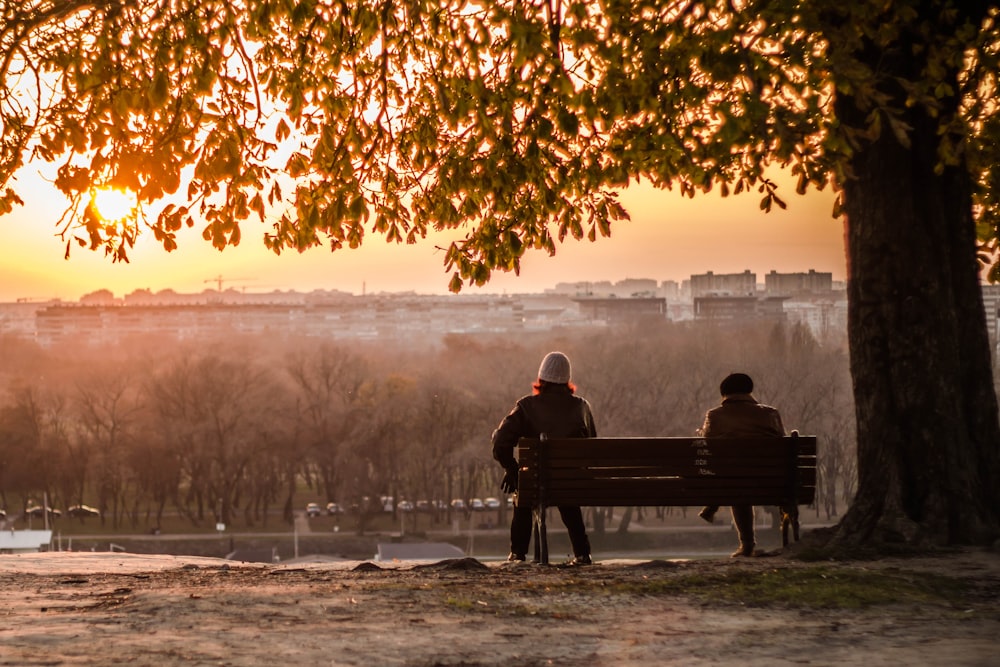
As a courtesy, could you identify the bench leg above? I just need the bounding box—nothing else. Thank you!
[533,518,540,563]
[533,508,549,565]
[780,505,800,547]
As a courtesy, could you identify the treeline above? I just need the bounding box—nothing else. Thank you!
[0,318,856,531]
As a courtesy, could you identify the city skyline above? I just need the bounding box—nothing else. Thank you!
[36,268,844,304]
[1,167,846,303]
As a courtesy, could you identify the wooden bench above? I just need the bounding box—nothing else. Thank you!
[514,433,817,564]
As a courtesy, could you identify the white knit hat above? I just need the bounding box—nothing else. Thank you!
[538,351,572,384]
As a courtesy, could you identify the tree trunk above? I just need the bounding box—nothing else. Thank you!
[832,20,1000,546]
[616,506,633,534]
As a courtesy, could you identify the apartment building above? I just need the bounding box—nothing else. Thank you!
[764,269,834,295]
[689,270,756,297]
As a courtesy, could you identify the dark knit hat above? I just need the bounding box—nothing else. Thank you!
[538,351,572,384]
[720,373,754,396]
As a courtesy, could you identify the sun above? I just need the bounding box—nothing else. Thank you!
[91,187,138,223]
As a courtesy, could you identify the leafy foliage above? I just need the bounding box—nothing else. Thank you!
[2,2,997,288]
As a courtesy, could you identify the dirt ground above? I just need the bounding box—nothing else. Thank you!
[1,548,998,666]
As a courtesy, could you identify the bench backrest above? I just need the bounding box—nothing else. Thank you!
[515,435,817,509]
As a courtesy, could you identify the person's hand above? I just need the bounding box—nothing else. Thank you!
[501,468,518,494]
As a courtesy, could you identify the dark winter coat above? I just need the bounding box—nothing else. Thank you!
[700,393,785,438]
[492,385,597,471]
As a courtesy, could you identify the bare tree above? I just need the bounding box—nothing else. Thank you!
[406,375,494,525]
[286,342,370,520]
[73,363,144,528]
[146,352,279,527]
[0,383,70,522]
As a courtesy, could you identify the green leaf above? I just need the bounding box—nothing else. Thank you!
[832,196,844,218]
[557,109,579,136]
[275,118,291,142]
[149,71,170,108]
[349,195,368,221]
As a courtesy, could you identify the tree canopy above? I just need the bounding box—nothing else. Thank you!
[3,1,1000,549]
[2,1,993,286]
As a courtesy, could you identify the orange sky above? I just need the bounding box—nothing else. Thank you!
[0,167,845,302]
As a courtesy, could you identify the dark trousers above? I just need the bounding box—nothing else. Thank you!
[509,505,591,558]
[730,504,755,550]
[703,504,756,550]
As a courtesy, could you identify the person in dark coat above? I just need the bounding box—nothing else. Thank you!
[492,351,595,565]
[697,372,786,557]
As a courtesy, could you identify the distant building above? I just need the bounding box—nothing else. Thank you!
[690,270,756,297]
[659,280,681,301]
[551,278,679,301]
[549,280,623,297]
[764,270,834,295]
[783,294,848,341]
[693,295,788,321]
[614,278,659,295]
[666,301,694,321]
[10,271,962,348]
[572,296,667,323]
[29,292,594,347]
[0,300,58,338]
[80,289,117,306]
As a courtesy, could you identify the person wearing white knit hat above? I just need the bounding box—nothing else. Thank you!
[537,351,572,384]
[491,351,596,566]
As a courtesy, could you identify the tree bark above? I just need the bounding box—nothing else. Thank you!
[832,16,1000,546]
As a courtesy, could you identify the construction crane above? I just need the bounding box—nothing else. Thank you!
[204,275,254,292]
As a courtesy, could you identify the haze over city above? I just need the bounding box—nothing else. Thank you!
[1,168,845,302]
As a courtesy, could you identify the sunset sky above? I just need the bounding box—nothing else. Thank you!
[0,166,845,303]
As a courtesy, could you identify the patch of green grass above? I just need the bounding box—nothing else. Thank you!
[442,596,476,611]
[340,560,986,617]
[598,566,971,610]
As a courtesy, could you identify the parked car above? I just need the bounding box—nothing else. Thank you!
[398,500,414,513]
[484,497,501,510]
[450,499,466,511]
[67,504,101,518]
[305,502,322,518]
[470,498,486,511]
[25,505,62,519]
[326,502,344,515]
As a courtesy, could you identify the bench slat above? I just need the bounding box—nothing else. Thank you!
[522,438,807,458]
[519,491,796,504]
[515,435,817,508]
[541,453,798,466]
[540,462,797,473]
[518,479,796,500]
[516,482,817,505]
[539,471,805,483]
